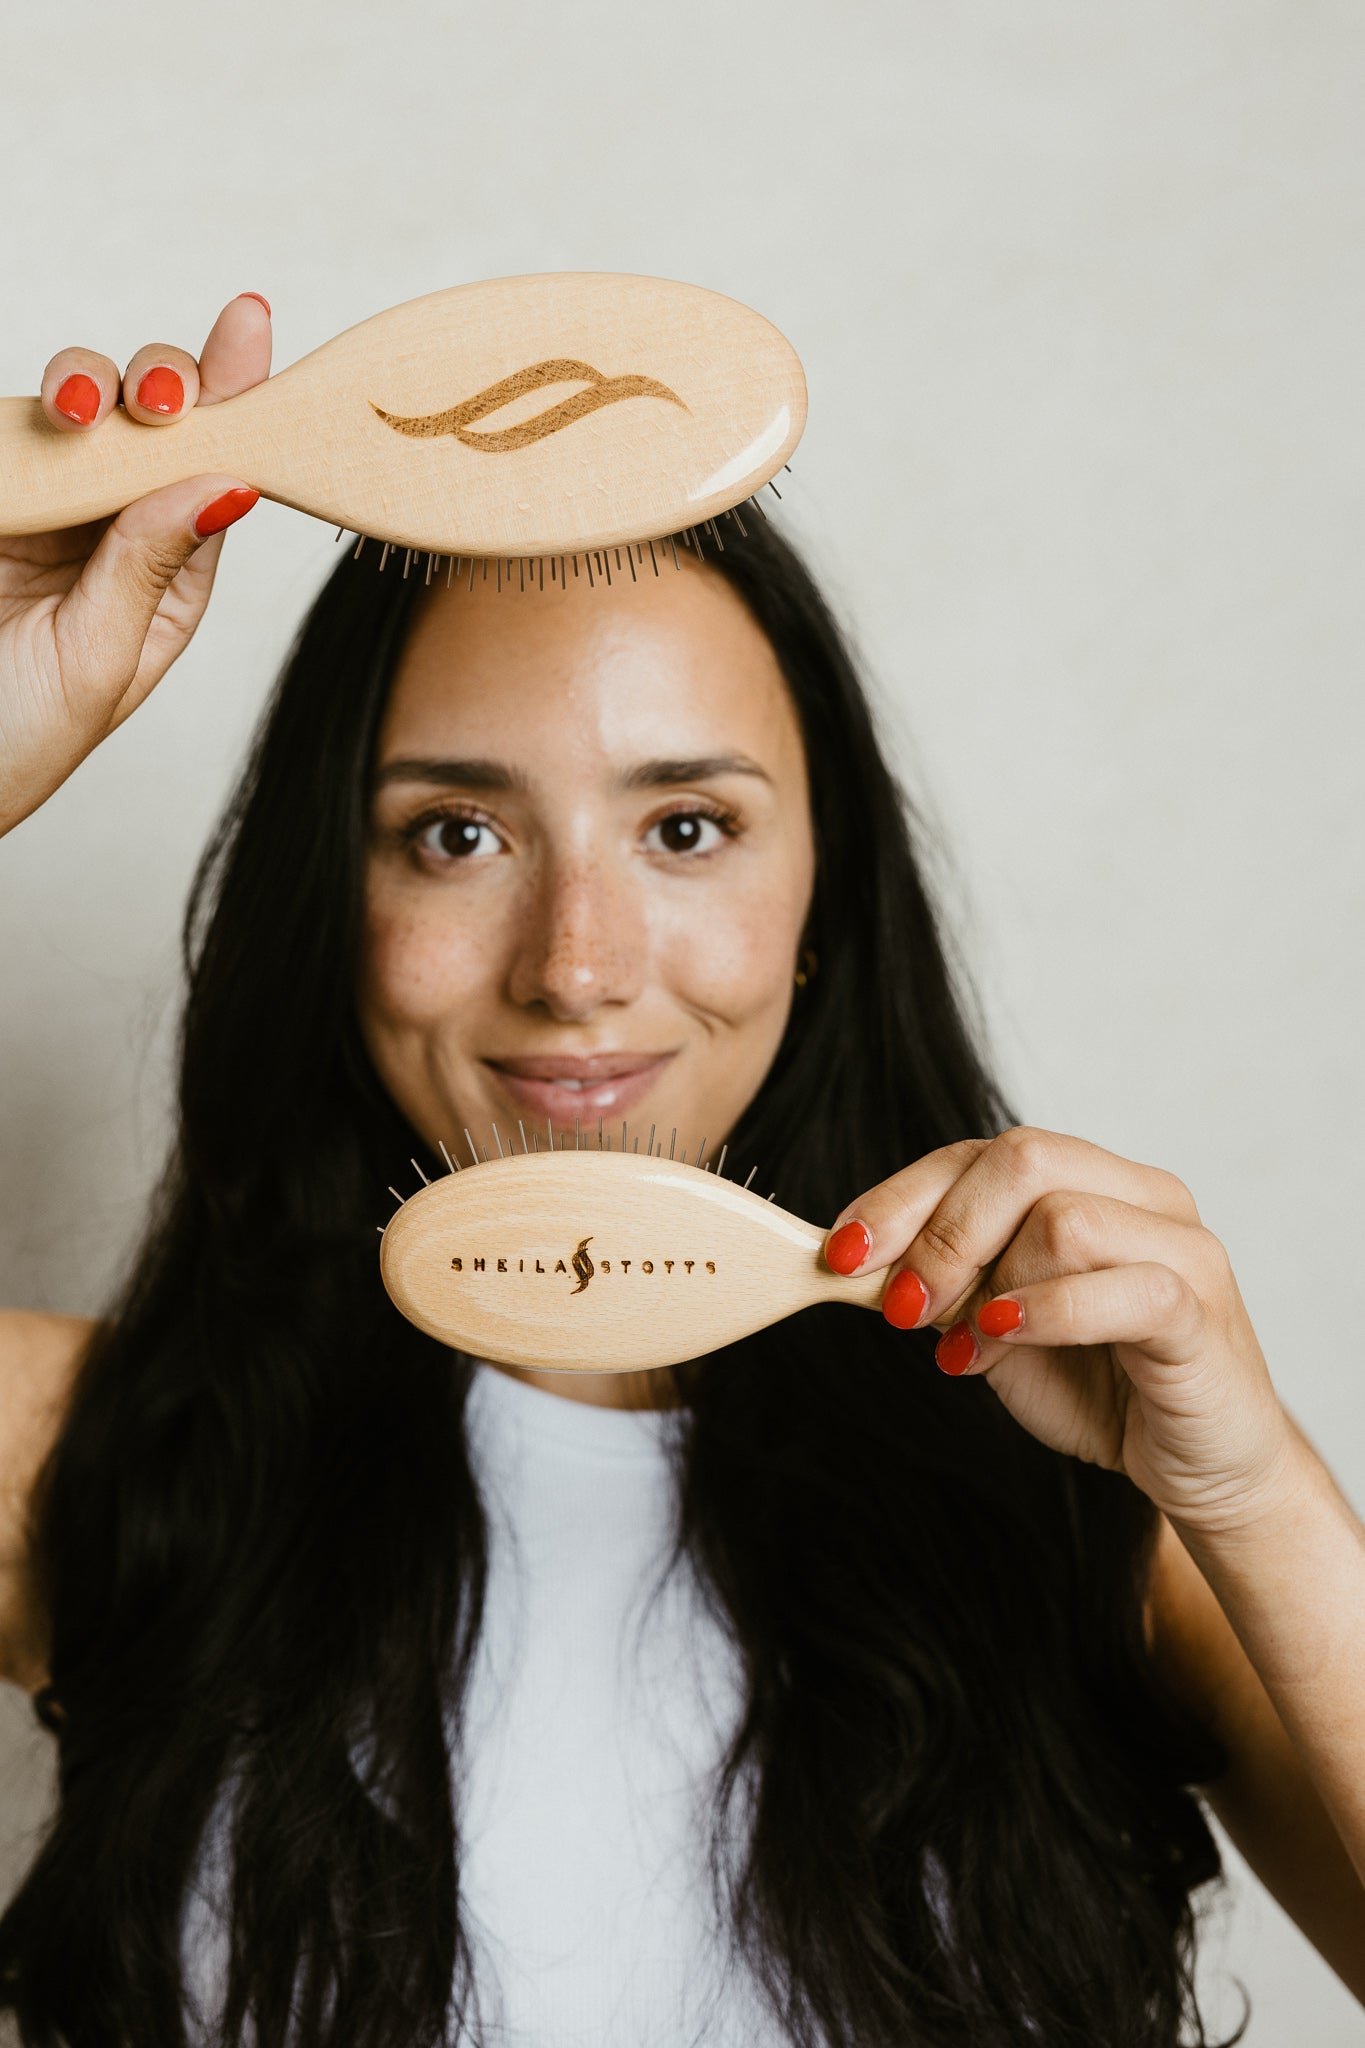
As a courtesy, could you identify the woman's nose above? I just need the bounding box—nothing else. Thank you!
[505,857,646,1020]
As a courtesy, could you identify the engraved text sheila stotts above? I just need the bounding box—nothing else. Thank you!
[448,1236,717,1297]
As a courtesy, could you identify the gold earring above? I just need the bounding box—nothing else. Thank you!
[794,948,818,989]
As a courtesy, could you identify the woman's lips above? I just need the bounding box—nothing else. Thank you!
[484,1053,677,1126]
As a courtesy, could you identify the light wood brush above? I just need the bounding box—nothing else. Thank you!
[0,273,805,569]
[381,1122,976,1374]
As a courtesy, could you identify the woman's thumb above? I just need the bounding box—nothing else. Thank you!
[55,476,259,724]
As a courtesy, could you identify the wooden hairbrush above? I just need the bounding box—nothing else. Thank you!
[380,1123,974,1374]
[0,273,805,564]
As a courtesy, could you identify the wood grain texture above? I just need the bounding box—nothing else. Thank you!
[380,1150,883,1373]
[0,274,806,555]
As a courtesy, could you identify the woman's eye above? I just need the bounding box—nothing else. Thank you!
[645,811,729,856]
[415,815,502,861]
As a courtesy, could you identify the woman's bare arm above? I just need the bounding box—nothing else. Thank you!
[1145,1464,1365,2003]
[0,1312,94,1692]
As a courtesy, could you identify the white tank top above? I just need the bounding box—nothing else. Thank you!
[182,1360,796,2043]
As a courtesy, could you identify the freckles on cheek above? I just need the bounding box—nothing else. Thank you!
[360,906,471,1029]
[670,900,798,1023]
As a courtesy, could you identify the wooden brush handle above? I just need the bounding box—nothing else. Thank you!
[0,396,254,535]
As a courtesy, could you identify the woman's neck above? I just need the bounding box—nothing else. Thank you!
[481,1361,683,1412]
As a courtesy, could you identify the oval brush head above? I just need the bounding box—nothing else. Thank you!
[380,1135,885,1374]
[1,273,805,558]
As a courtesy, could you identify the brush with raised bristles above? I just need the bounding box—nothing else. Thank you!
[379,1117,967,1375]
[1,273,805,573]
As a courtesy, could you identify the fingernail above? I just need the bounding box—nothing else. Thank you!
[935,1322,979,1375]
[53,372,100,425]
[193,487,260,539]
[136,365,185,415]
[883,1268,930,1330]
[977,1297,1024,1338]
[239,292,271,316]
[825,1220,871,1275]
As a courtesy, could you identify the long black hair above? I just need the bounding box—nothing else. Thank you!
[0,519,1245,2046]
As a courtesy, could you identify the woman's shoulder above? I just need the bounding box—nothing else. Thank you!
[0,1309,95,1428]
[0,1311,95,1690]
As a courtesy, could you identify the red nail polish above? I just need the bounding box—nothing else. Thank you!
[977,1297,1024,1338]
[239,292,271,316]
[936,1322,978,1375]
[53,372,100,425]
[826,1220,870,1275]
[883,1268,929,1330]
[136,365,184,415]
[193,487,259,538]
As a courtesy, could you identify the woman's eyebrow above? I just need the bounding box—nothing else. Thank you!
[373,757,528,792]
[620,754,772,788]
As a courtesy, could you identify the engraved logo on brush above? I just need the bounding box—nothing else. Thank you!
[370,359,688,452]
[569,1237,595,1296]
[450,1247,718,1290]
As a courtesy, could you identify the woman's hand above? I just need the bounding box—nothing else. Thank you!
[0,293,271,838]
[825,1127,1301,1537]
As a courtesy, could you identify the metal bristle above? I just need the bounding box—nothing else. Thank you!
[353,535,367,559]
[334,526,345,543]
[669,1127,677,1159]
[597,1116,604,1149]
[492,1123,505,1157]
[447,556,456,589]
[388,1186,405,1205]
[546,1118,555,1150]
[648,539,660,576]
[625,545,637,582]
[402,549,414,579]
[468,557,476,592]
[669,536,681,570]
[575,1115,582,1150]
[379,542,392,572]
[465,1127,479,1166]
[743,1164,758,1188]
[767,479,782,500]
[411,1156,431,1186]
[647,1124,656,1156]
[715,1143,728,1178]
[439,1141,458,1175]
[695,1136,708,1169]
[730,505,748,538]
[707,518,724,552]
[518,1119,529,1154]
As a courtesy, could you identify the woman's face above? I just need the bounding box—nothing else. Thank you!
[359,558,816,1197]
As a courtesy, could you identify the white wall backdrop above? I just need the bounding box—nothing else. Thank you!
[1,0,1363,2036]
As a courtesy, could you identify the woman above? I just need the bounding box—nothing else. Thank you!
[0,293,1361,2047]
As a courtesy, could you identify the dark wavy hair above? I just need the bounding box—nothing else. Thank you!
[0,518,1245,2046]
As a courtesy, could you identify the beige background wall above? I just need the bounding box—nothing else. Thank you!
[2,0,1363,2036]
